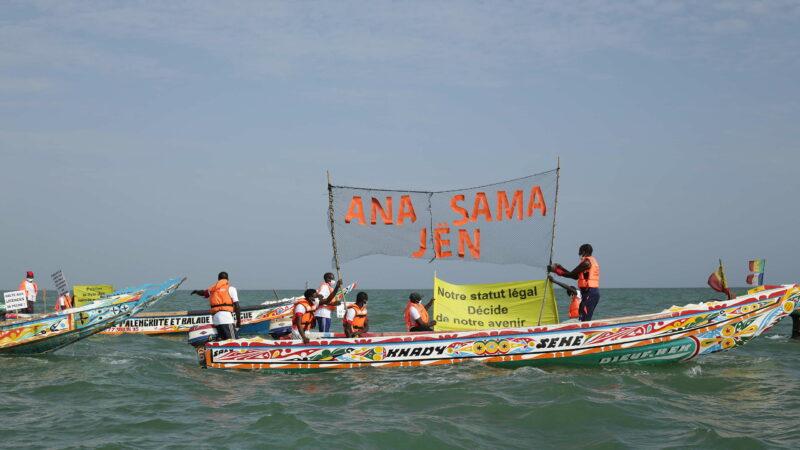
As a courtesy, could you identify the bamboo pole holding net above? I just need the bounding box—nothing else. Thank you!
[538,157,561,326]
[327,171,344,313]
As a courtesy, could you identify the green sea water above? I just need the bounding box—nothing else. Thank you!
[2,288,799,449]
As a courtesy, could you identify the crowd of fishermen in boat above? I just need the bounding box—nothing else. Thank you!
[189,243,600,343]
[190,270,438,344]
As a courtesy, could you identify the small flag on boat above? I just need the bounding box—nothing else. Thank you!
[746,273,764,285]
[746,259,765,286]
[749,259,765,273]
[708,259,733,300]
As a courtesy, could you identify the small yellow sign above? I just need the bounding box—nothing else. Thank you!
[433,277,558,331]
[73,285,115,307]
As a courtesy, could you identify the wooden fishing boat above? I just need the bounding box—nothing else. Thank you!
[103,284,356,336]
[102,301,293,336]
[196,284,799,371]
[0,277,184,355]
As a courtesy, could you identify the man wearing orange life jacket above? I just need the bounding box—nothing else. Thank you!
[19,271,38,314]
[314,272,338,333]
[55,292,73,312]
[404,292,436,332]
[549,243,600,321]
[190,271,241,340]
[293,280,342,344]
[343,292,369,338]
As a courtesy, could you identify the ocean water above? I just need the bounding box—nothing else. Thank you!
[2,288,799,449]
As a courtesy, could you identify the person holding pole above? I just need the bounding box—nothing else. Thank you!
[314,272,338,332]
[293,280,342,343]
[549,244,600,321]
[404,292,436,332]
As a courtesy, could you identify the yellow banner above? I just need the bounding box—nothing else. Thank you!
[73,285,114,307]
[433,277,558,331]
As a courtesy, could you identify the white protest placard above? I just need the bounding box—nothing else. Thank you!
[51,270,69,296]
[4,291,28,311]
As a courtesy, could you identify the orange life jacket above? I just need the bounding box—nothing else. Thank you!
[568,293,580,319]
[19,280,38,300]
[56,293,73,312]
[344,303,368,331]
[577,256,600,289]
[318,281,337,311]
[293,298,316,331]
[404,301,429,331]
[208,279,235,314]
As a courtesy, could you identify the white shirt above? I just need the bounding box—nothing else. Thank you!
[22,280,37,302]
[408,304,421,321]
[314,281,334,319]
[212,286,239,326]
[345,307,356,322]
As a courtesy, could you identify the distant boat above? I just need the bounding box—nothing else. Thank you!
[0,277,184,355]
[102,301,293,336]
[195,285,799,371]
[106,283,357,336]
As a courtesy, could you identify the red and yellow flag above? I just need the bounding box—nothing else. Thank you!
[708,260,733,300]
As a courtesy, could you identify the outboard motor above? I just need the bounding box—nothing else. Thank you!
[791,311,800,340]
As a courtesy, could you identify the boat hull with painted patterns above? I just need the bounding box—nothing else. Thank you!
[197,285,799,371]
[0,277,184,355]
[102,302,293,336]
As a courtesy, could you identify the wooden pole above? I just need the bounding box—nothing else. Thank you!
[538,157,561,326]
[327,171,343,282]
[327,171,346,316]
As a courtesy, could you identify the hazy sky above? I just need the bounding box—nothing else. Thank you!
[1,1,798,290]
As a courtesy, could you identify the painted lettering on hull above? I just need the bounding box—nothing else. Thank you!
[384,346,448,359]
[535,335,584,349]
[599,343,695,365]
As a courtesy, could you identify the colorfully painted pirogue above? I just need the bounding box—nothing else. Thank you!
[0,277,184,355]
[103,284,355,336]
[196,284,799,371]
[102,302,293,336]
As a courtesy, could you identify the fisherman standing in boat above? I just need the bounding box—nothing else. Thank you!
[343,292,368,337]
[294,280,342,343]
[314,272,338,333]
[404,292,436,331]
[549,244,600,321]
[19,271,38,314]
[55,291,73,311]
[190,271,241,340]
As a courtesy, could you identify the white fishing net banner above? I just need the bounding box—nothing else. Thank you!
[329,169,558,268]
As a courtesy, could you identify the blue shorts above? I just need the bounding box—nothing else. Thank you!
[579,288,600,322]
[316,316,331,332]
